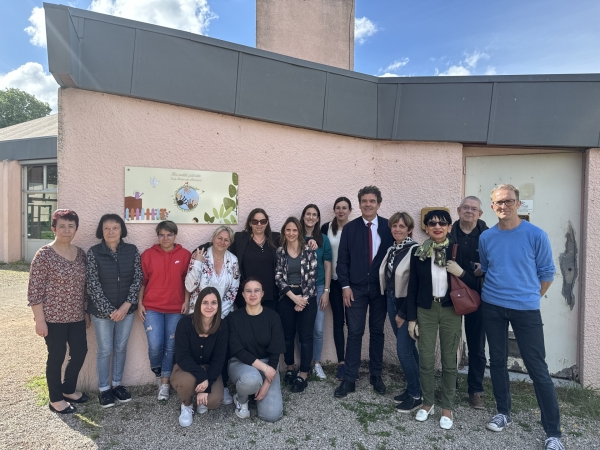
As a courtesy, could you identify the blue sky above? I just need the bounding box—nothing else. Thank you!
[1,0,599,112]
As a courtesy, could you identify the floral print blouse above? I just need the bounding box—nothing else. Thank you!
[185,247,240,317]
[27,245,87,323]
[275,245,317,300]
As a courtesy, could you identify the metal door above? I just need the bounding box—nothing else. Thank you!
[465,152,582,378]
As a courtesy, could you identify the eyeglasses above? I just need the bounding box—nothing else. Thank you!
[492,199,517,207]
[461,206,480,212]
[250,219,268,225]
[427,221,449,227]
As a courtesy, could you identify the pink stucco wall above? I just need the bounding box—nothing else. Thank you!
[58,88,463,389]
[581,148,600,388]
[0,160,22,262]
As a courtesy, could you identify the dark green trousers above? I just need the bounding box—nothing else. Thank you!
[417,302,462,409]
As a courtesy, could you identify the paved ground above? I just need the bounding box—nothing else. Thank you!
[0,268,595,449]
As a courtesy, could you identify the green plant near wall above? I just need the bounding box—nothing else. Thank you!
[203,173,239,224]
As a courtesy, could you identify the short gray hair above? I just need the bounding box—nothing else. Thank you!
[491,184,520,201]
[459,196,482,210]
[211,225,234,244]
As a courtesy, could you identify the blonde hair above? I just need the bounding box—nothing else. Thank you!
[491,184,520,201]
[211,225,234,244]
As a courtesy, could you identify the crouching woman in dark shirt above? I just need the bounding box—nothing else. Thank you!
[228,277,286,422]
[171,287,228,427]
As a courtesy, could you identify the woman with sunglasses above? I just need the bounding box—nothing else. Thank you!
[275,217,318,393]
[320,197,352,380]
[402,210,477,430]
[300,204,332,380]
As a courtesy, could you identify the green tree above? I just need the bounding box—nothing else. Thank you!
[0,88,52,129]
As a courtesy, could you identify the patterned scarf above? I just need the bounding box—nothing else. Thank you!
[414,238,450,267]
[386,237,416,280]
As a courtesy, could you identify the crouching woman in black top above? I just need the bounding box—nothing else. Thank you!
[171,287,228,427]
[228,277,286,422]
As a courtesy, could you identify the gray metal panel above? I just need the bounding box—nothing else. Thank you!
[44,3,79,87]
[236,54,327,130]
[131,30,239,113]
[79,19,135,95]
[377,84,397,139]
[489,82,600,147]
[0,137,57,161]
[394,83,493,142]
[323,74,377,138]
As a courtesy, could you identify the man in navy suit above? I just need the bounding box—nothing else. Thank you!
[334,186,393,398]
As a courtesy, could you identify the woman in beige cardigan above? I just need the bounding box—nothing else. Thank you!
[379,212,421,414]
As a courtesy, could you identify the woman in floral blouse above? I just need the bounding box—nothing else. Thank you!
[275,217,317,393]
[185,225,239,405]
[86,213,143,408]
[27,209,90,414]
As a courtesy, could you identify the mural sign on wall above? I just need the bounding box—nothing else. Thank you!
[124,167,239,224]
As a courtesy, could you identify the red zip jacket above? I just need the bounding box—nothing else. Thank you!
[141,244,191,314]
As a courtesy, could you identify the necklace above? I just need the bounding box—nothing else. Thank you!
[253,235,266,251]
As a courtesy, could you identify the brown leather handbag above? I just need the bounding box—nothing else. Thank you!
[449,244,481,315]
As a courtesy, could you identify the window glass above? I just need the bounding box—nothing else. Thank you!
[27,166,44,191]
[47,164,58,190]
[27,193,57,239]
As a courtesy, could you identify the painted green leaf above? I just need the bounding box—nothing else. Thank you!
[232,172,238,186]
[223,207,233,218]
[229,184,237,197]
[223,197,236,210]
[231,216,237,224]
[209,216,215,223]
[220,204,225,217]
[223,218,231,224]
[213,207,219,219]
[204,212,211,222]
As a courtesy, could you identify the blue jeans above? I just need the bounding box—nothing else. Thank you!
[386,291,421,398]
[482,301,561,438]
[92,313,135,391]
[228,357,283,422]
[144,310,183,378]
[312,284,325,362]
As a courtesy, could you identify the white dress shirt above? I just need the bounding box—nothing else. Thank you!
[362,215,381,261]
[431,255,449,297]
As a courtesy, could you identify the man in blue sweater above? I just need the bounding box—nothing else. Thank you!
[479,184,563,450]
[334,186,393,398]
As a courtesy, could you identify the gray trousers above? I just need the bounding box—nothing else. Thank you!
[228,357,283,423]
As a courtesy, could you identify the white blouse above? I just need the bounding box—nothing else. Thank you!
[327,223,342,280]
[431,255,448,298]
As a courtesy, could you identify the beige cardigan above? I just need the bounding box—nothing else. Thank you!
[379,244,419,297]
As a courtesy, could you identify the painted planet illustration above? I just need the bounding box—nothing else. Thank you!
[175,186,200,211]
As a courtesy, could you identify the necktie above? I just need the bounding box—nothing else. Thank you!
[367,222,373,265]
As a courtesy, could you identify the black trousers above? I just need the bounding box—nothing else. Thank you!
[343,286,386,382]
[464,306,487,394]
[277,287,318,373]
[44,321,88,402]
[329,278,346,363]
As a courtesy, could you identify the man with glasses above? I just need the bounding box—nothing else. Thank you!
[479,184,563,450]
[334,186,393,398]
[450,196,488,410]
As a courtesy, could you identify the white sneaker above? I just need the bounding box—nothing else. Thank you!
[233,394,250,419]
[313,363,326,380]
[440,413,454,430]
[179,403,194,427]
[222,387,233,405]
[415,405,435,422]
[157,384,170,401]
[196,404,208,414]
[486,413,512,432]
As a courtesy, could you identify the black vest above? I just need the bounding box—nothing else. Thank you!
[87,240,138,317]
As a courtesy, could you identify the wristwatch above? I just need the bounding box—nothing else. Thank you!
[324,288,330,292]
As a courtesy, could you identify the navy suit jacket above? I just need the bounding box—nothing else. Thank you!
[336,215,394,290]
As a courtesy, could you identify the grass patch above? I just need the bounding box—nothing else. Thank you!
[0,260,30,272]
[25,374,49,406]
[304,434,311,441]
[517,421,532,432]
[75,402,105,430]
[556,385,600,420]
[330,437,337,447]
[285,438,296,445]
[355,443,367,450]
[372,431,391,437]
[341,400,396,433]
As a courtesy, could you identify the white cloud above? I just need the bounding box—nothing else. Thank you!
[485,66,497,75]
[25,7,47,48]
[436,50,493,76]
[355,17,378,44]
[384,58,409,72]
[437,65,472,76]
[464,50,489,68]
[0,63,59,112]
[379,73,400,77]
[89,0,218,35]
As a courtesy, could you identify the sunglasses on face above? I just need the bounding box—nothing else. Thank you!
[427,221,449,227]
[250,219,268,225]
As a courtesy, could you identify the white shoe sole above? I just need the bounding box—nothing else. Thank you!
[486,423,510,432]
[235,409,250,419]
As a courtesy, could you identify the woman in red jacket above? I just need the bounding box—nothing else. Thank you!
[139,220,191,401]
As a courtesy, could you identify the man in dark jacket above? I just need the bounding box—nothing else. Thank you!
[334,186,393,398]
[450,195,488,409]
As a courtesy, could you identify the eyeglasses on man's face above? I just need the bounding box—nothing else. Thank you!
[250,219,268,226]
[492,199,517,207]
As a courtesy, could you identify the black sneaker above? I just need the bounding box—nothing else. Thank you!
[98,390,115,408]
[112,385,132,403]
[284,370,297,386]
[396,396,423,413]
[394,390,410,402]
[290,376,308,393]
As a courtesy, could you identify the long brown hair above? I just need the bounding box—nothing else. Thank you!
[279,216,305,250]
[244,208,276,248]
[301,204,323,247]
[331,197,352,236]
[193,287,222,335]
